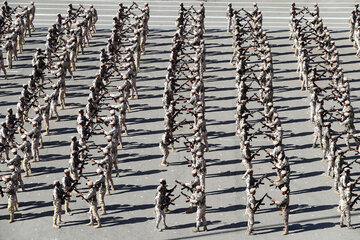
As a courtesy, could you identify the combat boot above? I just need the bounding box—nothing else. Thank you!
[185,206,193,214]
[8,213,14,223]
[86,220,94,226]
[347,224,355,229]
[192,227,199,233]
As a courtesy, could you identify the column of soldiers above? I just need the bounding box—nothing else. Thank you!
[157,3,208,233]
[0,1,36,76]
[230,4,290,235]
[0,3,98,226]
[289,3,360,229]
[50,2,150,229]
[0,1,38,225]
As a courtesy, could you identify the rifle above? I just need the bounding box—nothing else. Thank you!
[254,193,268,211]
[254,174,267,188]
[175,180,193,192]
[73,188,90,203]
[350,195,360,209]
[183,136,195,149]
[171,119,187,132]
[265,176,274,186]
[250,148,262,161]
[263,149,277,168]
[265,194,275,205]
[173,105,186,118]
[181,191,190,202]
[184,156,193,166]
[342,159,358,170]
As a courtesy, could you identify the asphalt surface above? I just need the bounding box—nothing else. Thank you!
[0,0,359,240]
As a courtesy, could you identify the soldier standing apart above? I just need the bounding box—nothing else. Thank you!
[226,3,233,33]
[29,2,36,32]
[52,180,66,228]
[154,185,167,231]
[187,185,207,232]
[0,47,8,79]
[1,175,16,223]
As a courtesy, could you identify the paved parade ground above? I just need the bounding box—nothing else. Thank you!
[0,0,359,239]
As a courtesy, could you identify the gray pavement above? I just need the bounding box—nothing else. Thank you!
[0,0,359,239]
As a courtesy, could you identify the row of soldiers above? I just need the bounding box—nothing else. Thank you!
[157,3,208,233]
[230,4,290,235]
[0,1,36,78]
[51,2,150,229]
[290,3,360,229]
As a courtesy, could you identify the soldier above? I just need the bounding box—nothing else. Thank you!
[5,148,24,191]
[39,96,51,135]
[3,36,13,69]
[339,168,359,198]
[70,135,86,159]
[268,170,290,190]
[186,185,207,232]
[94,168,106,215]
[159,128,171,166]
[245,188,257,235]
[49,85,60,121]
[28,108,43,149]
[226,3,234,33]
[2,175,16,223]
[52,180,66,228]
[62,169,75,215]
[98,135,119,177]
[79,181,102,228]
[0,122,10,160]
[270,187,290,235]
[92,149,114,195]
[192,151,206,191]
[69,151,80,181]
[339,183,358,229]
[15,135,32,177]
[180,170,200,214]
[16,96,27,132]
[29,1,36,32]
[154,185,167,231]
[0,46,8,79]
